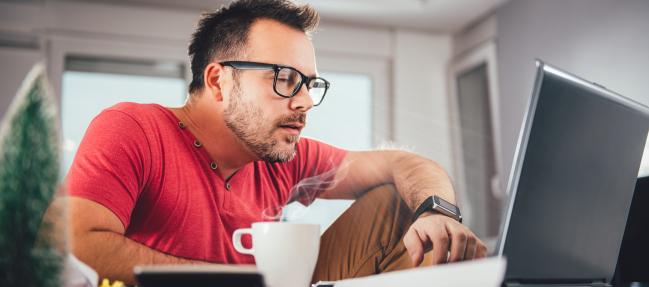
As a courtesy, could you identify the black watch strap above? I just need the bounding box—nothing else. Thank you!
[413,195,462,223]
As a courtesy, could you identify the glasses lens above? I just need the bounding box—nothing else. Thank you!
[275,67,301,97]
[308,78,328,105]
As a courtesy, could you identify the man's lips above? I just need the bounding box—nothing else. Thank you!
[278,122,304,135]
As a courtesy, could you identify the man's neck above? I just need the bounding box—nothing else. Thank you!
[169,96,256,179]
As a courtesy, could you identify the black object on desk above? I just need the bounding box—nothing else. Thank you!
[614,176,649,286]
[134,265,265,287]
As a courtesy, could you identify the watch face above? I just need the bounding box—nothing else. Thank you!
[434,197,458,213]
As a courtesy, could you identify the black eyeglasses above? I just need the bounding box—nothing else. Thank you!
[220,61,330,106]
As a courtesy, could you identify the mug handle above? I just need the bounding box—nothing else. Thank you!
[232,228,254,255]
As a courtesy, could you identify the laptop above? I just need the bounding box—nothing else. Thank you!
[495,60,649,287]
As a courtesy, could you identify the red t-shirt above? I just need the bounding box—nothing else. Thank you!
[66,103,347,264]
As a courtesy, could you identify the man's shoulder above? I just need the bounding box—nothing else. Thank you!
[295,137,338,152]
[296,137,325,148]
[98,102,173,129]
[87,102,175,144]
[293,137,347,163]
[104,102,167,119]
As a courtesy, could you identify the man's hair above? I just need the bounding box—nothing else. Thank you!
[187,0,320,94]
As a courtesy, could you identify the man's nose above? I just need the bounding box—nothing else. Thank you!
[289,84,314,112]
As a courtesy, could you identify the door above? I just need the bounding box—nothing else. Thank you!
[449,41,503,241]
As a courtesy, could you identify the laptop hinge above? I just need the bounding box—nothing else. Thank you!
[504,280,611,287]
[590,280,610,287]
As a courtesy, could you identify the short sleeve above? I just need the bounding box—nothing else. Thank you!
[65,110,151,229]
[287,137,348,205]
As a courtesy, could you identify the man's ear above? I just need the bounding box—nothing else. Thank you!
[203,62,225,102]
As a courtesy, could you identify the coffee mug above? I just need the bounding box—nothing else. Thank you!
[232,222,320,287]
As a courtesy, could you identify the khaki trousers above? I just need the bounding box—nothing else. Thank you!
[311,184,433,283]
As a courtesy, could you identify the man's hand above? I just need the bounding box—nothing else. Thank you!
[402,212,487,266]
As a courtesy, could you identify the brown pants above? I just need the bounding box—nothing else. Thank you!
[311,184,433,283]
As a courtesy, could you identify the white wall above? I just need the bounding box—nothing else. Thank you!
[0,2,45,117]
[496,0,649,176]
[453,14,498,58]
[393,31,454,170]
[0,47,42,117]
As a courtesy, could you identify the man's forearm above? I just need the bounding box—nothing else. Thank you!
[320,150,456,210]
[72,231,203,284]
[390,152,456,210]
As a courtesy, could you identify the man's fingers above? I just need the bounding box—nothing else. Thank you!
[403,229,425,266]
[463,236,477,260]
[475,240,488,258]
[407,214,488,266]
[447,225,468,262]
[430,231,450,265]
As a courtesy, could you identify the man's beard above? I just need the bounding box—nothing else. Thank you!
[223,82,305,163]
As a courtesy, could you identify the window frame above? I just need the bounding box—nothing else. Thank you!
[47,34,191,108]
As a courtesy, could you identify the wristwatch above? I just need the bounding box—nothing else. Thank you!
[413,195,462,223]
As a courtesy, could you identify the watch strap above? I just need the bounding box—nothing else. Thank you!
[413,196,435,220]
[413,195,462,223]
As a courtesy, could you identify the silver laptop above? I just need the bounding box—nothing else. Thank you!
[496,60,649,287]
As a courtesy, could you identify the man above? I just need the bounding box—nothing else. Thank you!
[64,0,487,284]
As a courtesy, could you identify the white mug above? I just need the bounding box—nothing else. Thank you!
[232,222,320,287]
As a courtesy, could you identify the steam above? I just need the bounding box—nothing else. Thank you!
[262,158,351,222]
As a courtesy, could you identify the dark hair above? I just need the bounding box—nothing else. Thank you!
[187,0,320,94]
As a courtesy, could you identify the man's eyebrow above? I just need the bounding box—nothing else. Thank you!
[300,68,318,78]
[279,63,317,78]
[295,70,317,78]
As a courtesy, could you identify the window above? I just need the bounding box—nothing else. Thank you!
[301,71,373,150]
[61,56,186,173]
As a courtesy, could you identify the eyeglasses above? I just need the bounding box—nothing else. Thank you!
[220,61,330,106]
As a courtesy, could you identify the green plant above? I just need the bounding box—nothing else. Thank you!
[0,64,62,287]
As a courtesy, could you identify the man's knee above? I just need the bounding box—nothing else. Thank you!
[315,184,422,281]
[349,184,414,247]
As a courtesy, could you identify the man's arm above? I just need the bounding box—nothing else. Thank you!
[320,150,454,208]
[319,150,488,265]
[61,196,206,285]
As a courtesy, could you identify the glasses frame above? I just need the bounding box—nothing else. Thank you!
[220,61,330,106]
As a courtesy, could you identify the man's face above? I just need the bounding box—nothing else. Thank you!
[222,19,317,163]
